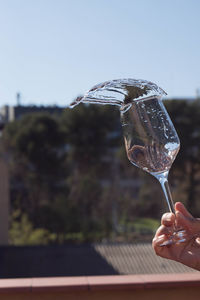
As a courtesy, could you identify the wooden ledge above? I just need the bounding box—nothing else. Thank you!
[0,273,199,293]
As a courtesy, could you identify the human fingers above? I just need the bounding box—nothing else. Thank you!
[154,224,173,239]
[153,218,174,250]
[152,234,173,250]
[176,210,200,234]
[152,228,174,256]
[161,212,175,227]
[175,203,200,233]
[152,234,167,248]
[175,202,194,219]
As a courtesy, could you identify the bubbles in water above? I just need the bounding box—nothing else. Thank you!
[69,78,167,108]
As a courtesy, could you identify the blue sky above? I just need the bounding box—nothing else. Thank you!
[0,0,200,106]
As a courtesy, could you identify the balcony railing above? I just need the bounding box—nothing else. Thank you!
[0,273,200,300]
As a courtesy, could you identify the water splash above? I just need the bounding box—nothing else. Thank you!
[69,78,167,108]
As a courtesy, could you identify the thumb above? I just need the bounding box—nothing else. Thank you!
[176,210,200,234]
[175,202,193,219]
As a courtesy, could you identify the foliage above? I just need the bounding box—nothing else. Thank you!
[9,210,51,245]
[132,218,160,234]
[61,104,120,171]
[2,113,68,220]
[165,100,200,216]
[120,218,160,235]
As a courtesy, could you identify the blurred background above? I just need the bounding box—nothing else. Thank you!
[0,0,200,277]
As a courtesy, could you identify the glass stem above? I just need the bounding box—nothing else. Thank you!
[154,172,186,244]
[154,171,175,214]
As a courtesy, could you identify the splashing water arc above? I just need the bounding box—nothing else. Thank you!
[69,79,167,109]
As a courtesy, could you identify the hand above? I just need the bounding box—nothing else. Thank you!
[152,202,200,271]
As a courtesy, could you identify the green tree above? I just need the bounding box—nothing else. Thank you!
[9,209,51,245]
[165,99,200,216]
[62,104,120,172]
[61,104,122,240]
[67,171,103,240]
[2,113,68,220]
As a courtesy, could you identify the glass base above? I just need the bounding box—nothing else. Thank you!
[159,230,187,247]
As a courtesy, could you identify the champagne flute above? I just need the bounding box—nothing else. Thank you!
[120,96,186,245]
